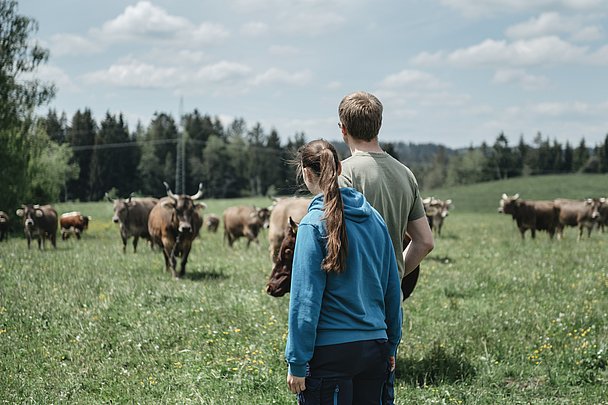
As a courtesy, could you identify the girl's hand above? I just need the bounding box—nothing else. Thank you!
[287,373,306,394]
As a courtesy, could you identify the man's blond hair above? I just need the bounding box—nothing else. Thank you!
[338,91,383,142]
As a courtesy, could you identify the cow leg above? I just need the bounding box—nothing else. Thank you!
[133,236,139,253]
[37,235,43,250]
[76,229,81,240]
[27,235,31,249]
[50,233,56,249]
[161,249,173,274]
[179,247,191,278]
[121,234,128,253]
[531,228,536,239]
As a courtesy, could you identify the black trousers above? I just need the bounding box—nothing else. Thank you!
[298,339,390,405]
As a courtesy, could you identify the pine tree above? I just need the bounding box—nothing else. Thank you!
[66,109,97,201]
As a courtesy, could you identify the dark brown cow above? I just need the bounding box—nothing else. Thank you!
[205,213,220,233]
[598,198,608,233]
[0,211,9,242]
[148,182,205,278]
[498,194,559,239]
[223,205,270,248]
[554,198,601,240]
[423,197,452,236]
[266,218,420,300]
[268,197,311,263]
[106,193,158,253]
[59,211,91,240]
[15,204,58,249]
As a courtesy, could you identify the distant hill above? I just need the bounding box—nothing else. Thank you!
[422,173,607,213]
[332,140,457,168]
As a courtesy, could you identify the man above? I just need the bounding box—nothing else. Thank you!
[337,91,435,404]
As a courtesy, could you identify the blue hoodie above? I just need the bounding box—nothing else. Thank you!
[285,187,402,377]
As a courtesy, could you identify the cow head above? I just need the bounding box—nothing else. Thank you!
[266,217,299,297]
[498,193,520,214]
[258,207,272,229]
[586,198,602,220]
[107,193,136,224]
[162,182,206,234]
[16,205,44,229]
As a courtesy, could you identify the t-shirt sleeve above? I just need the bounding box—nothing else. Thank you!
[408,184,426,221]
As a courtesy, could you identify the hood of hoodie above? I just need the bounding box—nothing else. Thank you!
[308,187,371,223]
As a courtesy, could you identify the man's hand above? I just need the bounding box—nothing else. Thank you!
[389,355,396,372]
[287,373,306,394]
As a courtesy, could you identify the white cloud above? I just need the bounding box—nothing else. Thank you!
[414,36,595,67]
[49,34,99,56]
[100,1,189,39]
[506,12,603,42]
[492,69,549,90]
[572,26,603,42]
[195,61,252,82]
[439,0,606,18]
[82,60,179,88]
[93,1,229,45]
[251,68,312,86]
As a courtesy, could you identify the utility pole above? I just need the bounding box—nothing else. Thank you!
[175,96,186,194]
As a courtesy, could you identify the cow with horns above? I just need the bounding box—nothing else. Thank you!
[148,182,205,278]
[15,204,58,249]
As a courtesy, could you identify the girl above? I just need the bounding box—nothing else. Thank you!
[285,139,402,404]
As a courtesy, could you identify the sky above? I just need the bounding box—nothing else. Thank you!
[19,0,608,149]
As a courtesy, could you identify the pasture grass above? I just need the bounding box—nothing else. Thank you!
[1,196,607,404]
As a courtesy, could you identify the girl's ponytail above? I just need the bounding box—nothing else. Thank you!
[298,139,348,273]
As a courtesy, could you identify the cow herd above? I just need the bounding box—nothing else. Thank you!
[498,193,607,240]
[3,190,606,286]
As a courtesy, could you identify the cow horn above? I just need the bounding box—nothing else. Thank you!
[105,192,114,203]
[163,182,177,199]
[501,193,508,200]
[190,183,204,200]
[513,193,520,200]
[127,192,135,203]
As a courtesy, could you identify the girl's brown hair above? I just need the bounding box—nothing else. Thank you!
[297,139,348,273]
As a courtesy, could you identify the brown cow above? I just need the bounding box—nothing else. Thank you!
[423,197,452,236]
[0,211,9,242]
[15,204,58,249]
[107,193,158,253]
[498,194,559,239]
[554,198,601,240]
[597,197,607,233]
[60,211,91,240]
[205,214,220,233]
[223,205,270,247]
[268,197,311,263]
[266,217,420,300]
[148,182,205,278]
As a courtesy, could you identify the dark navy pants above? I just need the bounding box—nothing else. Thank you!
[298,339,390,405]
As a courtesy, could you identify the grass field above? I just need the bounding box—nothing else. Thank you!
[1,175,607,404]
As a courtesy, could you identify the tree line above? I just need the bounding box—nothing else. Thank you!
[40,108,308,201]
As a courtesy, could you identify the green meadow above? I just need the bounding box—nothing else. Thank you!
[1,174,607,404]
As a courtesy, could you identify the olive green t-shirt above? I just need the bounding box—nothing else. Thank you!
[338,151,425,279]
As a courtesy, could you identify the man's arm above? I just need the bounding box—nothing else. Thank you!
[403,216,434,276]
